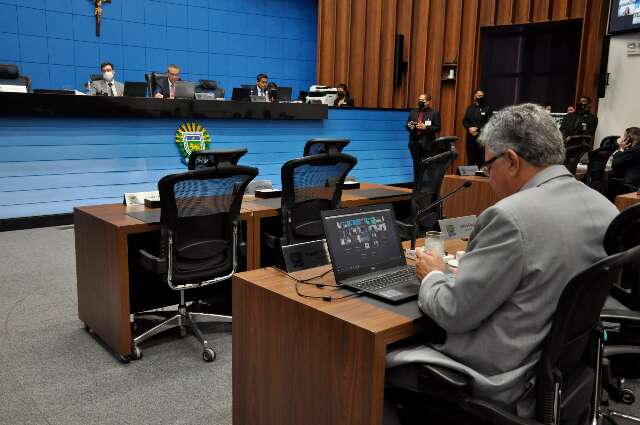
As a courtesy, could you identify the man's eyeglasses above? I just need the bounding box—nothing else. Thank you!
[480,151,512,175]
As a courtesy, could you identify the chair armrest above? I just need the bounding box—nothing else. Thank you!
[138,249,167,275]
[604,345,640,357]
[264,232,286,250]
[416,364,471,400]
[601,308,640,324]
[396,220,416,242]
[464,398,540,425]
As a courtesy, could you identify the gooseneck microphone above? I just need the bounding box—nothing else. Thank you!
[410,180,473,250]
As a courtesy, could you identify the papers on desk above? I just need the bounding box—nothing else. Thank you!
[124,191,159,206]
[438,215,477,239]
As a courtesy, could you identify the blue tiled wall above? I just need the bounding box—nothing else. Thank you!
[0,0,317,96]
[0,108,412,218]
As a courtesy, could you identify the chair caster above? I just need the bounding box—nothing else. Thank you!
[203,347,216,362]
[621,388,635,405]
[118,354,131,364]
[130,345,143,361]
[84,324,93,334]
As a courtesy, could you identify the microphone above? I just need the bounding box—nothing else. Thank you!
[410,180,473,250]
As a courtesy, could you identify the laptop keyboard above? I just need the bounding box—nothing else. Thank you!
[351,266,417,292]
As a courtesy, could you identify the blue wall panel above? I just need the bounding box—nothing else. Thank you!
[0,0,317,95]
[0,109,413,218]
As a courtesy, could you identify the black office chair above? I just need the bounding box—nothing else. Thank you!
[583,144,617,195]
[196,79,225,98]
[600,135,621,151]
[144,72,168,97]
[397,150,457,249]
[303,138,350,156]
[187,148,248,170]
[564,136,592,176]
[599,204,640,412]
[386,245,640,425]
[133,165,258,361]
[427,136,458,158]
[264,152,357,255]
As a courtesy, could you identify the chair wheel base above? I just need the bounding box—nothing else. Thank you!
[203,347,216,362]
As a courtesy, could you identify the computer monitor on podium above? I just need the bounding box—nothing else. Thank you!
[303,139,350,156]
[187,148,248,170]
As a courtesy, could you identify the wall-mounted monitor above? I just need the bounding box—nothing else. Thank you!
[609,0,640,35]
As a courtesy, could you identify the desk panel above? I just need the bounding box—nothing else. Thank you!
[615,192,640,211]
[440,175,498,218]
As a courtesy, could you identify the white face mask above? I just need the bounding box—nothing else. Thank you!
[102,71,114,81]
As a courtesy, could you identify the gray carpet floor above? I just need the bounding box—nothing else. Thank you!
[1,225,639,424]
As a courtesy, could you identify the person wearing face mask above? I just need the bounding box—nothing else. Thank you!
[406,94,442,180]
[89,62,123,96]
[611,127,640,188]
[154,64,181,99]
[463,90,492,166]
[559,96,598,142]
[333,83,355,107]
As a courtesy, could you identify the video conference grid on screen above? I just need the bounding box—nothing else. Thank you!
[324,208,403,275]
[611,0,640,34]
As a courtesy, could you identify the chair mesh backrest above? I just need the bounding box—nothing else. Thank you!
[187,148,248,170]
[604,204,640,309]
[412,150,457,229]
[535,247,640,423]
[564,144,590,175]
[584,147,615,194]
[281,153,357,242]
[158,165,257,282]
[303,139,350,156]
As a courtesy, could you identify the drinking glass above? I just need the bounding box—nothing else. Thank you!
[424,231,445,257]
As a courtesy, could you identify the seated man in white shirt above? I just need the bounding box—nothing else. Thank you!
[385,103,619,423]
[89,62,123,96]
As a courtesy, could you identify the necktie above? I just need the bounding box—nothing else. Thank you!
[169,83,175,99]
[108,82,116,96]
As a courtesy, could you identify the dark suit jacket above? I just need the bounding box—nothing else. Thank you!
[153,78,172,97]
[334,96,355,107]
[462,104,492,141]
[560,111,598,139]
[406,107,441,143]
[612,144,640,187]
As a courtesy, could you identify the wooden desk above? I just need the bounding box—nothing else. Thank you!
[232,240,461,425]
[74,203,253,359]
[615,192,640,211]
[440,175,498,218]
[246,183,412,268]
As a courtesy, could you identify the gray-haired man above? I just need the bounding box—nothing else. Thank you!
[386,103,618,420]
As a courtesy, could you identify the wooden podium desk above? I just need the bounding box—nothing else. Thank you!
[615,192,640,211]
[440,175,498,218]
[232,240,465,425]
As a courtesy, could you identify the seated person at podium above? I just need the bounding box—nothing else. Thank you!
[89,62,123,96]
[611,126,640,187]
[253,73,270,100]
[386,103,618,419]
[333,83,355,107]
[153,64,181,99]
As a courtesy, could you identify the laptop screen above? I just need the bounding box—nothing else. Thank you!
[321,204,406,281]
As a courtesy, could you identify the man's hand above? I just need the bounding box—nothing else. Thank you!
[415,248,445,281]
[407,121,416,130]
[619,137,631,150]
[154,92,164,99]
[417,122,426,130]
[468,127,478,136]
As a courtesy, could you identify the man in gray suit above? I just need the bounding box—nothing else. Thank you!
[385,103,618,421]
[89,62,123,96]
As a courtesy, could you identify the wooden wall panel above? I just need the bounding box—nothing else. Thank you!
[348,0,367,106]
[333,0,352,85]
[407,0,430,104]
[317,0,608,169]
[392,0,413,108]
[363,0,383,106]
[377,0,397,108]
[425,0,446,105]
[514,0,533,23]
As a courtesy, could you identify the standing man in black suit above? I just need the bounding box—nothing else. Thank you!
[559,96,598,142]
[463,89,492,166]
[153,64,181,99]
[406,94,441,180]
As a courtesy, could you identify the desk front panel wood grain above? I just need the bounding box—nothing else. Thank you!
[232,267,423,425]
[615,192,640,211]
[440,175,498,218]
[75,204,252,357]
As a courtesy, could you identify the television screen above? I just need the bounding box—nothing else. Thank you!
[609,0,640,35]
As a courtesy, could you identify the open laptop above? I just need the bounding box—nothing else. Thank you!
[250,94,268,102]
[321,204,421,303]
[232,87,251,101]
[123,82,147,97]
[174,81,195,99]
